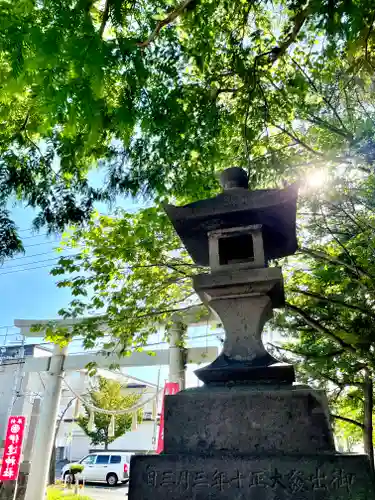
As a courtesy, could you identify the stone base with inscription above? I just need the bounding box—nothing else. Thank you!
[129,385,375,499]
[129,453,374,500]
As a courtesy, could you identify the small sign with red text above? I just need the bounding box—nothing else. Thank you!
[0,416,26,481]
[156,382,179,454]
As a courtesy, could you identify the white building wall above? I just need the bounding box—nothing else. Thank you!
[0,363,22,432]
[100,421,155,452]
[62,420,156,462]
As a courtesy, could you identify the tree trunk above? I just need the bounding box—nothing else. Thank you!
[48,397,76,485]
[49,443,57,485]
[363,371,374,474]
[104,441,108,450]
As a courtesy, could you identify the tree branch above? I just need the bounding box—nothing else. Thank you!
[23,131,63,182]
[269,341,345,360]
[326,200,369,234]
[354,88,375,128]
[269,3,311,62]
[96,303,203,325]
[270,343,362,389]
[285,302,358,354]
[299,247,372,280]
[134,305,197,319]
[20,112,30,132]
[289,57,351,137]
[318,368,365,389]
[319,206,363,278]
[304,114,353,141]
[138,0,195,48]
[273,124,323,156]
[331,413,364,429]
[268,342,302,359]
[290,288,375,318]
[99,0,111,38]
[217,88,241,95]
[365,11,375,66]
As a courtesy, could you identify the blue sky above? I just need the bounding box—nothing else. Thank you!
[0,197,222,387]
[0,188,139,342]
[0,204,72,339]
[0,164,142,337]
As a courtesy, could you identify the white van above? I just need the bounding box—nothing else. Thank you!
[62,452,134,486]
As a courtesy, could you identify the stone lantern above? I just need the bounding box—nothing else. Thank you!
[164,166,298,384]
[128,167,375,500]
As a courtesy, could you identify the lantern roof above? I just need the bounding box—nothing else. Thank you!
[164,167,298,267]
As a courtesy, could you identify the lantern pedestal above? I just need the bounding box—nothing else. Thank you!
[193,265,294,384]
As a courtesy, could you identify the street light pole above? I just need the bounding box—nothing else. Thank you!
[25,344,67,500]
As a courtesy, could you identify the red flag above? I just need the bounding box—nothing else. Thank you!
[0,416,26,481]
[156,382,179,454]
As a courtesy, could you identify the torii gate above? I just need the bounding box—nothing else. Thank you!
[14,314,218,500]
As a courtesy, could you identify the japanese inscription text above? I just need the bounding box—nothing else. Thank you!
[144,467,355,494]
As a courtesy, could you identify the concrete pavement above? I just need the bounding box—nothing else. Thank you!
[85,485,127,500]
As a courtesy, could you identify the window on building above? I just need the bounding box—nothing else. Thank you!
[57,447,65,461]
[110,456,121,464]
[96,455,110,464]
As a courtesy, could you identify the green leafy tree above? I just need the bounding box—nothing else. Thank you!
[77,377,143,449]
[331,388,367,450]
[271,323,374,461]
[44,206,204,348]
[272,167,375,468]
[3,0,375,258]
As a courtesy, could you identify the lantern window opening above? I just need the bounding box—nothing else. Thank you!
[208,224,265,271]
[218,233,254,266]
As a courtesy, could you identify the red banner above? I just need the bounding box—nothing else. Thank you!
[156,382,179,454]
[0,416,26,481]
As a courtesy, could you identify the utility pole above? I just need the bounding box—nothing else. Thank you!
[168,318,187,389]
[25,345,67,500]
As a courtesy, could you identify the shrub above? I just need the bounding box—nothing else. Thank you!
[69,465,84,474]
[66,464,85,486]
